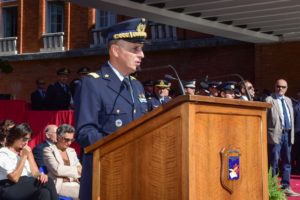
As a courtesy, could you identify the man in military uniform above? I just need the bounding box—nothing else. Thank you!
[31,78,47,110]
[143,80,154,98]
[147,79,172,111]
[46,67,72,110]
[69,66,90,98]
[208,81,222,97]
[218,81,237,99]
[182,80,196,95]
[75,18,149,200]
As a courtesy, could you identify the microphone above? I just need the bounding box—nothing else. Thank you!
[139,65,186,95]
[164,74,177,81]
[206,74,252,101]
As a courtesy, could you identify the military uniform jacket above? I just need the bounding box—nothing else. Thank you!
[31,89,47,110]
[147,95,171,111]
[75,63,148,148]
[75,63,148,200]
[46,82,71,110]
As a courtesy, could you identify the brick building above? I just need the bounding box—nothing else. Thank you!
[0,0,299,101]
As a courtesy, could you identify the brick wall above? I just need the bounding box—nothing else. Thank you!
[21,0,40,53]
[1,44,254,101]
[2,41,300,101]
[255,41,300,98]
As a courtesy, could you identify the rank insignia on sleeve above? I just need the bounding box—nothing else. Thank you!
[104,74,110,78]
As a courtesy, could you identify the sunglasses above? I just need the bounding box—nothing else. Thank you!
[60,136,75,143]
[276,85,287,89]
[22,137,31,142]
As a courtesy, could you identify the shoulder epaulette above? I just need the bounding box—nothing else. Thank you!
[130,76,136,80]
[88,72,100,78]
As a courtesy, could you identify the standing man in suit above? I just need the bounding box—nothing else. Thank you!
[265,79,300,197]
[31,78,47,110]
[46,67,72,110]
[33,124,58,173]
[75,18,149,200]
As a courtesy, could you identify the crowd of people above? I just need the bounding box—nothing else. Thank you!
[0,17,299,199]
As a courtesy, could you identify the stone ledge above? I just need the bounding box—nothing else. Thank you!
[0,37,246,62]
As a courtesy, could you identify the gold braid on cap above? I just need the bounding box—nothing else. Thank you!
[112,21,147,40]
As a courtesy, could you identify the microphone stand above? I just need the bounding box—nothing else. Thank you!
[139,65,186,95]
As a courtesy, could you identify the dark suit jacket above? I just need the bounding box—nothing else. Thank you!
[33,141,50,169]
[31,90,47,110]
[46,82,71,110]
[75,63,148,200]
[294,100,300,134]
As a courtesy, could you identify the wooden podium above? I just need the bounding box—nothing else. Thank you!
[85,95,271,200]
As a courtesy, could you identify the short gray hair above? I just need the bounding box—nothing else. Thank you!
[56,124,75,137]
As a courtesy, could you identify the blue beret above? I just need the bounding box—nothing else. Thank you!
[102,18,147,43]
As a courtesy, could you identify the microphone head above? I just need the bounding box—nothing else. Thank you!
[164,74,177,80]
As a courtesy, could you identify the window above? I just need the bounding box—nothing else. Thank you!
[47,1,64,33]
[2,6,18,37]
[96,10,116,29]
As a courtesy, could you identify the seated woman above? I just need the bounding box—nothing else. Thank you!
[0,123,58,200]
[43,124,81,200]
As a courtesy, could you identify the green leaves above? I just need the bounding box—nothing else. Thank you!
[0,59,13,74]
[268,167,286,200]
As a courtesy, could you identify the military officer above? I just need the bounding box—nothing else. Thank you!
[69,66,90,98]
[208,81,222,97]
[147,79,172,111]
[182,80,196,95]
[46,67,72,110]
[219,81,237,99]
[75,18,149,200]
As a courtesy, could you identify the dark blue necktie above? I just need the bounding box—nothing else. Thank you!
[123,77,134,103]
[280,98,291,129]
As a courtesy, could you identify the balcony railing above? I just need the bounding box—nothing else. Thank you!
[90,29,107,48]
[0,37,18,56]
[40,32,64,52]
[90,23,177,48]
[149,23,177,41]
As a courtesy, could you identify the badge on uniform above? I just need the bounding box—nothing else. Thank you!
[138,93,147,103]
[115,119,123,127]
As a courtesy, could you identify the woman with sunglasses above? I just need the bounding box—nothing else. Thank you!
[0,123,58,200]
[43,124,81,200]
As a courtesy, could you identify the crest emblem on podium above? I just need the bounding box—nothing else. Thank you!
[220,146,241,193]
